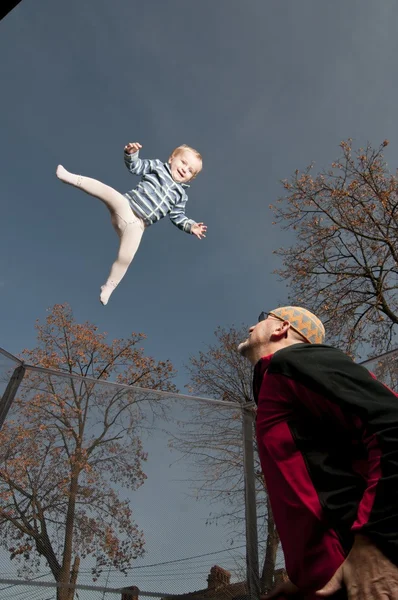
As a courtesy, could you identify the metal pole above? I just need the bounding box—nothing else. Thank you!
[359,347,398,366]
[24,364,238,407]
[0,347,23,364]
[0,364,26,428]
[242,406,260,600]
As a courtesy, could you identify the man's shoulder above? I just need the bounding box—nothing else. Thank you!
[271,342,345,363]
[269,343,352,378]
[268,342,381,402]
[268,343,398,411]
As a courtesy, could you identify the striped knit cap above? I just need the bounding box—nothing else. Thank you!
[269,306,325,344]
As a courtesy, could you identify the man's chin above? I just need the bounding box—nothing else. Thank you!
[238,340,250,356]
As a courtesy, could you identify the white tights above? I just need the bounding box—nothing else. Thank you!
[56,165,145,305]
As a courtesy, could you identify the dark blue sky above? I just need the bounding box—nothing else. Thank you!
[2,0,398,385]
[2,1,398,595]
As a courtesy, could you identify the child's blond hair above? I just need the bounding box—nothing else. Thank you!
[169,144,203,178]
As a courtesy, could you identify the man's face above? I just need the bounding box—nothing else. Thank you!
[238,314,282,358]
[169,150,202,183]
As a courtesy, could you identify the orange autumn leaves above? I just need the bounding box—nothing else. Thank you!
[270,139,398,356]
[0,304,177,599]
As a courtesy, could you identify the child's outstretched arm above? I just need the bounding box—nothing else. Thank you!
[169,197,207,239]
[124,142,160,176]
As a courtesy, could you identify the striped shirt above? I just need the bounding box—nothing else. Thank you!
[123,151,196,233]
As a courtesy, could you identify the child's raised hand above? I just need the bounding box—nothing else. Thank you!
[124,142,142,155]
[191,223,207,240]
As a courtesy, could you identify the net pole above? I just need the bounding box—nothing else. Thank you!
[0,364,26,428]
[242,406,260,600]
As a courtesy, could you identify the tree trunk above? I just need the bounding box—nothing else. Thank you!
[57,471,80,600]
[66,555,80,600]
[260,496,280,594]
[56,550,80,600]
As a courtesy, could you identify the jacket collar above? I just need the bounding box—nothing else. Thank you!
[164,162,190,189]
[252,354,273,405]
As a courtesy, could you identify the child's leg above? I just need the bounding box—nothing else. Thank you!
[56,165,145,304]
[99,215,145,305]
[56,165,132,220]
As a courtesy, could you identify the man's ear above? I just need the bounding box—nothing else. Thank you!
[270,320,290,341]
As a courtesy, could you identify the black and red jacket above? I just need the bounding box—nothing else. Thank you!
[253,343,398,598]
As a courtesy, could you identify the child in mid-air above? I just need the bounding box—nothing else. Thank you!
[56,142,206,305]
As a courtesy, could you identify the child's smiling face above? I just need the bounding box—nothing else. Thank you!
[169,149,202,183]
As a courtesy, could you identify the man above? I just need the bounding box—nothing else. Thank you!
[238,307,398,600]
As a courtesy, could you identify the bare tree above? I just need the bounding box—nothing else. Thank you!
[0,303,177,600]
[271,139,398,356]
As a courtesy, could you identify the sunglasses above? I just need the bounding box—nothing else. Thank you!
[258,311,268,322]
[258,311,289,326]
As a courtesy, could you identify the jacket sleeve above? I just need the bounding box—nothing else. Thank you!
[124,150,158,176]
[169,193,196,233]
[276,346,398,562]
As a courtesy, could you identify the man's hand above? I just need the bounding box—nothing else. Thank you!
[191,222,207,239]
[262,580,299,599]
[124,142,142,155]
[317,534,398,599]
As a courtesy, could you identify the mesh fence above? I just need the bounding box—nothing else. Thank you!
[5,345,394,600]
[0,581,248,600]
[0,349,256,600]
[360,348,398,391]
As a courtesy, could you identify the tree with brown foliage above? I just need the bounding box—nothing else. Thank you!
[271,139,398,356]
[172,326,281,593]
[0,304,177,600]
